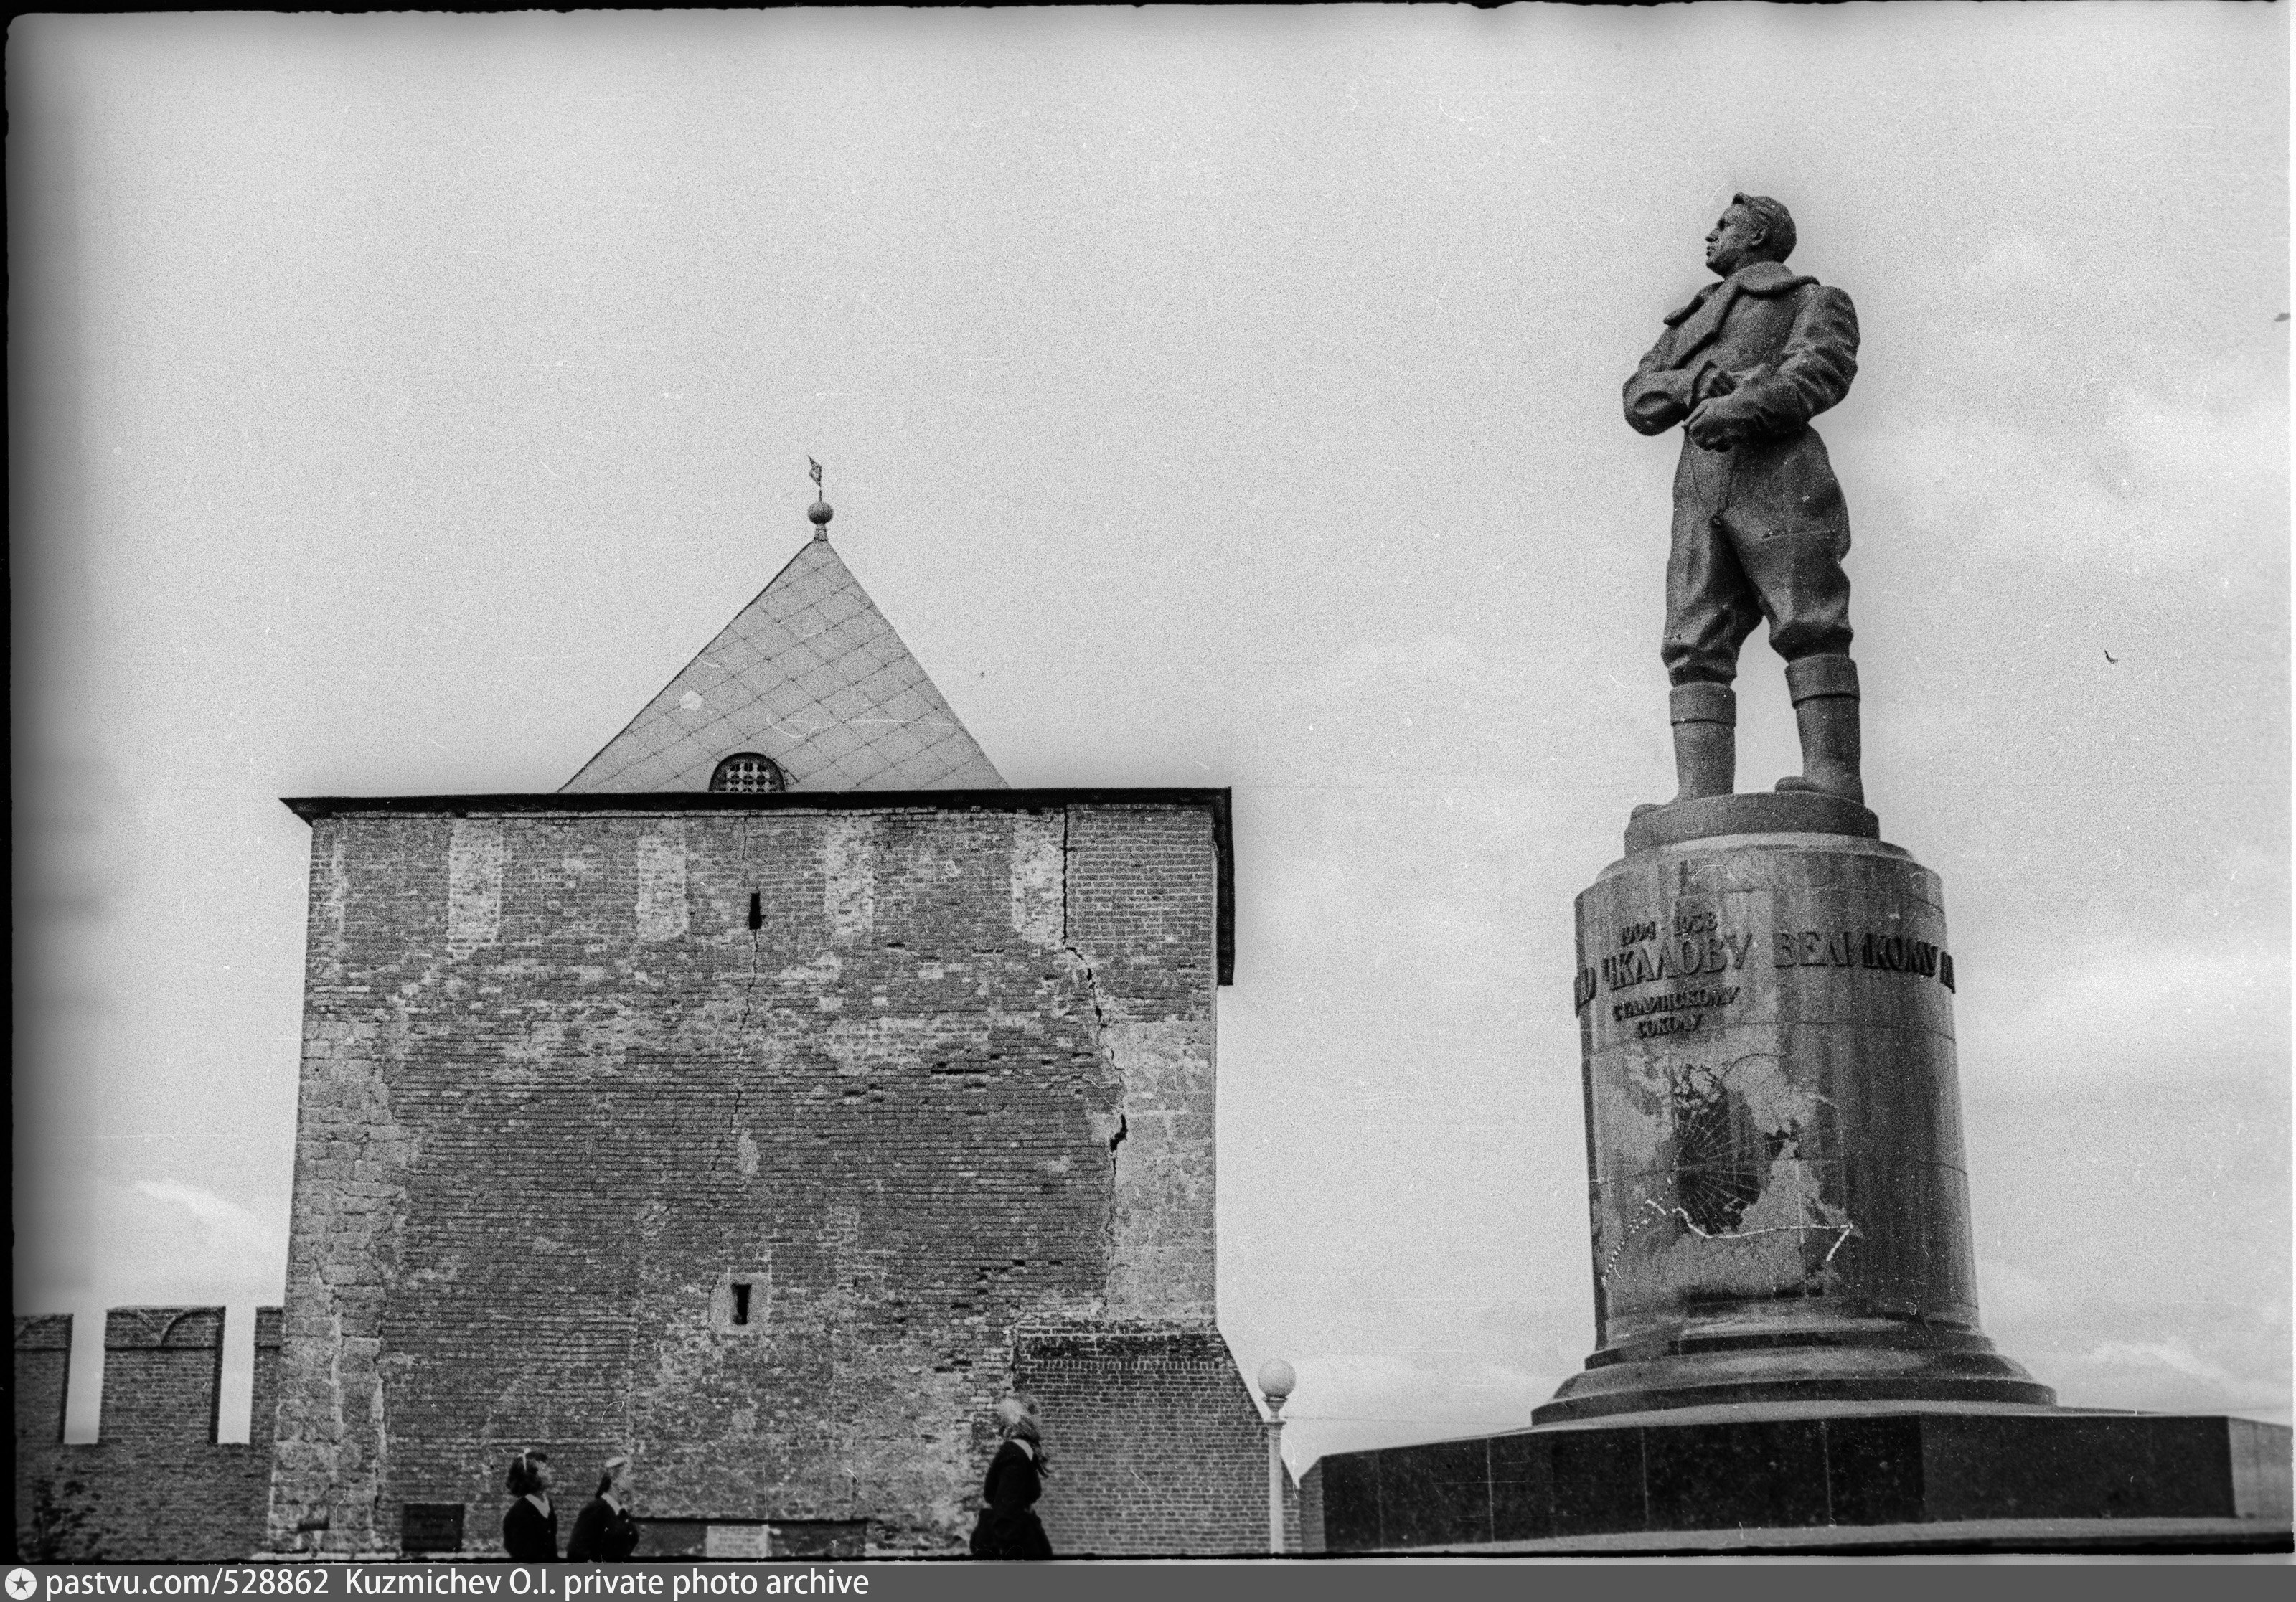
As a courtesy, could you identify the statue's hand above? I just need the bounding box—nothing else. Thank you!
[1690,366,1739,406]
[1686,396,1755,451]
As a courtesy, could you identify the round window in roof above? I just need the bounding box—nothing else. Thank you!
[710,753,788,793]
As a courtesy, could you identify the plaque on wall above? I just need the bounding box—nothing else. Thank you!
[399,1503,465,1554]
[702,1522,772,1559]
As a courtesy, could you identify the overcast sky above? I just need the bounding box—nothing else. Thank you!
[13,6,2288,1468]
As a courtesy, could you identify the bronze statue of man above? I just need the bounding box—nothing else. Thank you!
[1624,194,1863,809]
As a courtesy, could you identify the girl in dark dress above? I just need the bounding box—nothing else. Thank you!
[502,1451,560,1561]
[567,1454,641,1562]
[968,1395,1053,1561]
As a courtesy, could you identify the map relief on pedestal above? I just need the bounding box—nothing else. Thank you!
[1539,195,2051,1422]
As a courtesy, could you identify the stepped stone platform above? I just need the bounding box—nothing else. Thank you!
[1303,1403,2292,1554]
[1375,1519,2288,1558]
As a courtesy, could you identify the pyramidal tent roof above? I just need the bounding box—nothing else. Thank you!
[561,533,1006,793]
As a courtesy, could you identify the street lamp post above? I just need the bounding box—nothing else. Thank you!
[1256,1358,1296,1555]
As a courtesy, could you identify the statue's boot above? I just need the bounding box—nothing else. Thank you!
[1632,682,1736,818]
[1775,654,1865,804]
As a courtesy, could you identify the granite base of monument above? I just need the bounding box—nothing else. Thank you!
[1302,1404,2293,1554]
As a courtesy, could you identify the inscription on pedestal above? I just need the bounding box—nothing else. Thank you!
[1576,915,1954,1017]
[1610,984,1741,1039]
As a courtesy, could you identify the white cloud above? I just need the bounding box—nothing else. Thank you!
[1963,938,2287,1080]
[134,1178,259,1230]
[1962,232,2069,301]
[2101,381,2289,519]
[2071,1339,2238,1389]
[1856,400,2280,585]
[2033,1334,2291,1420]
[128,1179,274,1255]
[1985,1288,2290,1424]
[1975,1258,2055,1326]
[55,1177,293,1309]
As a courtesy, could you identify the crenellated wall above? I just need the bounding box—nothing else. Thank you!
[12,1307,283,1562]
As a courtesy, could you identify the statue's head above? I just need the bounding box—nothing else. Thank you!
[1705,193,1797,275]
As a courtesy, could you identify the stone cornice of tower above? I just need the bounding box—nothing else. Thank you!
[278,786,1236,986]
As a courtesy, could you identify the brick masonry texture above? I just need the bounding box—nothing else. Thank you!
[269,797,1263,1556]
[13,1308,283,1562]
[1015,1321,1299,1555]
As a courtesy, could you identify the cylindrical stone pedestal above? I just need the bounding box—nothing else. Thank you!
[1537,812,2052,1424]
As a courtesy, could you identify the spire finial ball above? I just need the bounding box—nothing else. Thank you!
[807,499,834,527]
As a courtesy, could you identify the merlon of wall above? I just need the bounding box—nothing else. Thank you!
[14,1307,284,1563]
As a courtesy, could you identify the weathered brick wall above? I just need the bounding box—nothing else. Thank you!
[1013,1321,1286,1555]
[1296,1459,1322,1554]
[14,1317,72,1456]
[13,1315,73,1559]
[13,1308,284,1562]
[271,797,1253,1555]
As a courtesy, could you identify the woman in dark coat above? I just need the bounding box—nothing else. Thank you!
[568,1454,641,1562]
[968,1395,1053,1561]
[502,1450,560,1561]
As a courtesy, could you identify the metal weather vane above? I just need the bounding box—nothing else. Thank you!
[804,456,833,536]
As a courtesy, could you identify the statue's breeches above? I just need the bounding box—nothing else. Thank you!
[1662,425,1853,687]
